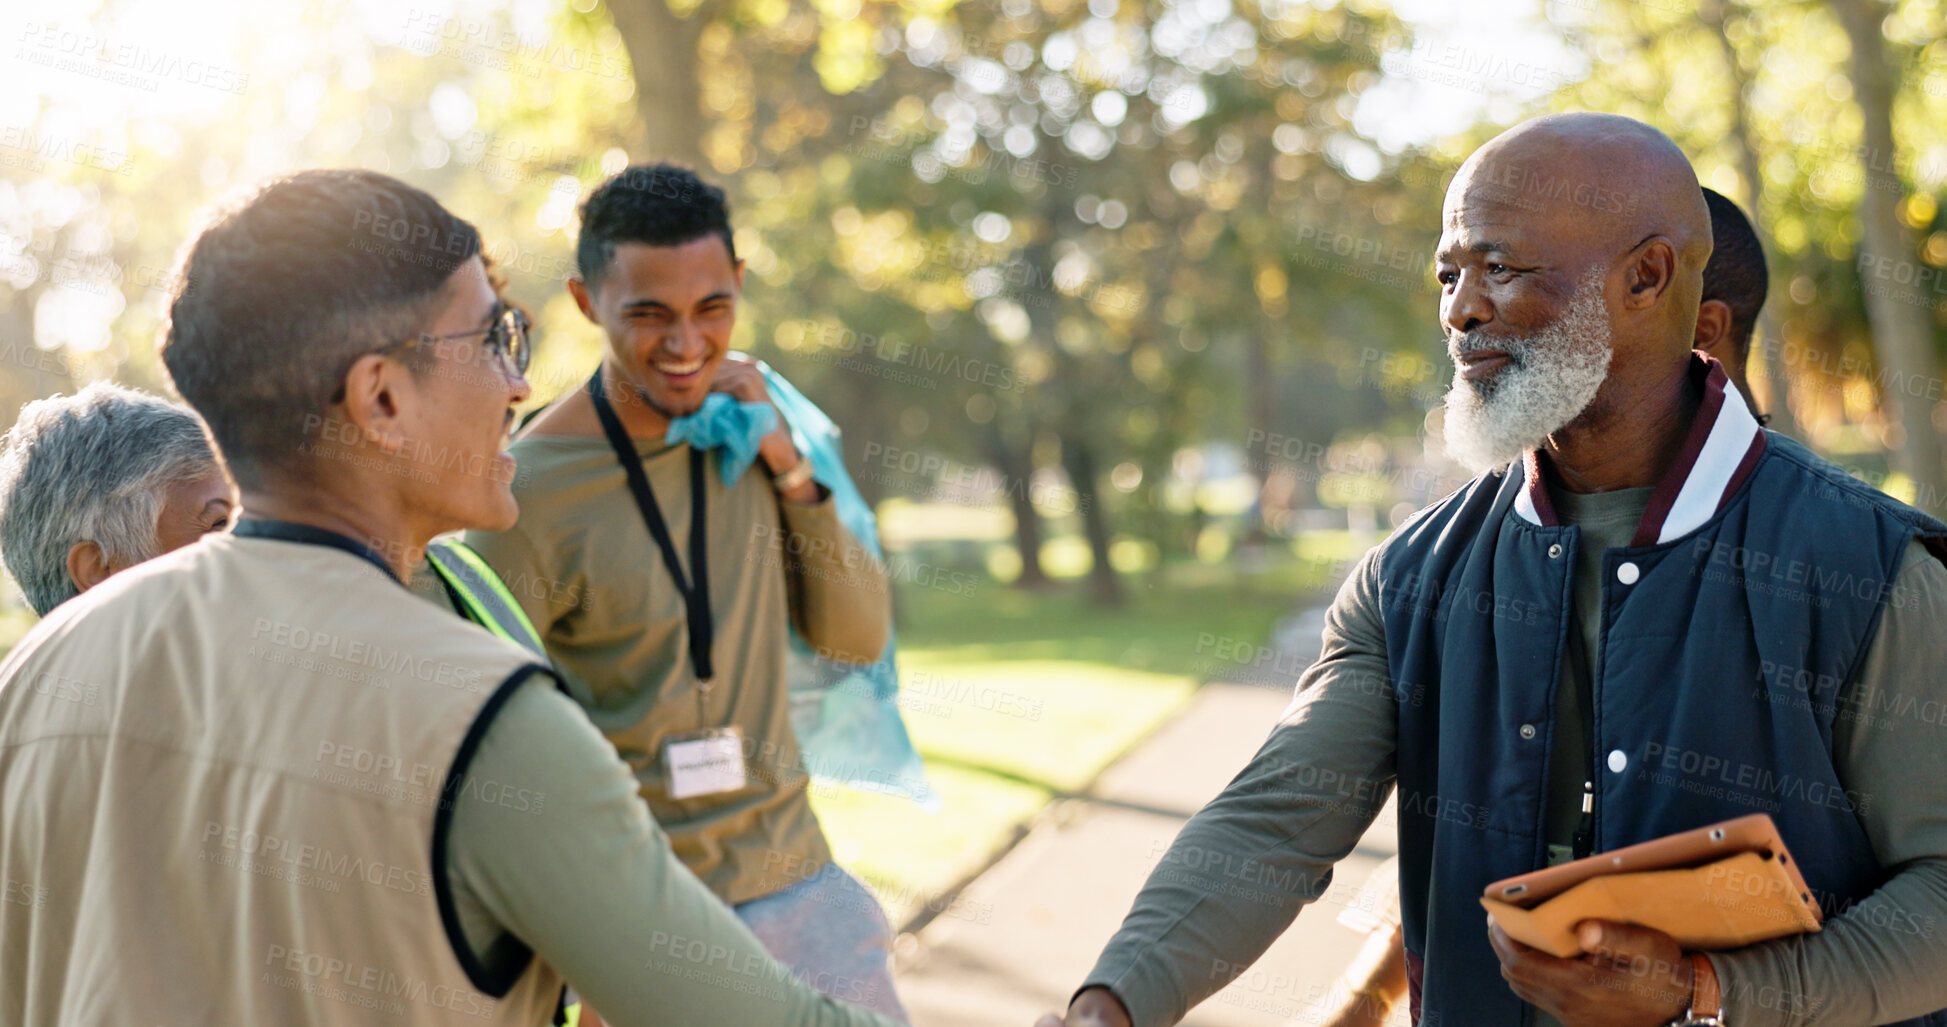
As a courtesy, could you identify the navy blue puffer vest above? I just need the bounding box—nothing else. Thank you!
[1377,355,1947,1025]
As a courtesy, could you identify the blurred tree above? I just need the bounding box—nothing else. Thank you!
[1699,0,1799,438]
[0,0,641,422]
[810,0,1439,601]
[1831,0,1946,514]
[605,0,713,169]
[48,0,1947,599]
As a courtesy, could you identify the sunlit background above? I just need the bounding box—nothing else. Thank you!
[8,0,1947,563]
[6,0,1947,1020]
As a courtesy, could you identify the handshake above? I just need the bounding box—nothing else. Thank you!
[1030,984,1393,1027]
[1032,987,1129,1027]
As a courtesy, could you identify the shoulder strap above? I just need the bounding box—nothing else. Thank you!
[424,539,547,658]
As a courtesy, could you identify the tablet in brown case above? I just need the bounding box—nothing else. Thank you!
[1479,813,1823,958]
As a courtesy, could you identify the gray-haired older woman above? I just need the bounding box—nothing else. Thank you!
[0,382,235,615]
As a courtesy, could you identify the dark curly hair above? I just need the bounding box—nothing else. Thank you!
[161,170,480,488]
[575,163,735,289]
[1701,186,1769,353]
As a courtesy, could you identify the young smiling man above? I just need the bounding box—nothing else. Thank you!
[0,170,902,1027]
[462,164,904,1018]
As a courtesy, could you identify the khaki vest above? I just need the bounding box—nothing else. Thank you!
[0,532,563,1025]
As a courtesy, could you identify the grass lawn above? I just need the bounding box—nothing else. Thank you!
[894,658,1197,793]
[812,555,1343,929]
[886,552,1342,676]
[810,762,1055,928]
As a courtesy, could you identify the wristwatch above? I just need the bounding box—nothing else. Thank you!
[770,456,816,493]
[1669,952,1726,1026]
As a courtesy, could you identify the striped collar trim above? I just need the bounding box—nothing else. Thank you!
[1512,352,1766,545]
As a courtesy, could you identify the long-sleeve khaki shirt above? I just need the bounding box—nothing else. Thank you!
[463,433,890,905]
[1085,484,1947,1027]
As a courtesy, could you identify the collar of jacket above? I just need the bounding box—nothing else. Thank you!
[1513,350,1766,546]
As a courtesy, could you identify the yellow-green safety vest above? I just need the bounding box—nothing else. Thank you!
[426,538,589,1027]
[424,538,546,658]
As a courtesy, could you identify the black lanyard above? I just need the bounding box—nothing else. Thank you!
[588,368,714,682]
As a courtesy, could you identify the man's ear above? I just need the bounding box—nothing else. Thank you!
[1621,237,1679,310]
[1693,299,1734,356]
[733,258,746,292]
[567,277,599,324]
[336,353,412,456]
[66,539,116,596]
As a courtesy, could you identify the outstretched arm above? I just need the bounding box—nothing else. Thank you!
[445,678,901,1027]
[1059,552,1400,1027]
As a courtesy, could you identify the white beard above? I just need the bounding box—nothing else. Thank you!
[1441,269,1614,475]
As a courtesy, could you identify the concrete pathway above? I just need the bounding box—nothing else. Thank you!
[891,607,1400,1027]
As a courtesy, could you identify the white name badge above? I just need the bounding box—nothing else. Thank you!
[663,727,748,800]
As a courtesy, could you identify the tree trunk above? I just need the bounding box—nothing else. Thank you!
[1061,436,1122,607]
[1245,317,1278,541]
[1832,0,1947,515]
[1701,0,1799,438]
[604,0,713,169]
[1019,187,1115,600]
[985,417,1050,588]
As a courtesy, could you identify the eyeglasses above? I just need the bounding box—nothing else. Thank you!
[379,302,531,379]
[330,303,532,405]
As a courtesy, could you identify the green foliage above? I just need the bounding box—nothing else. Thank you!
[12,0,1947,579]
[1546,0,1947,452]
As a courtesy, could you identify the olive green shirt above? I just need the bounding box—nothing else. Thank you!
[1084,487,1947,1027]
[462,433,890,905]
[1538,485,1655,871]
[1525,486,1653,1027]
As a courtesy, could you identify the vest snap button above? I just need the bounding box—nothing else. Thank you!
[1519,723,1537,740]
[1607,749,1628,773]
[1547,544,1563,559]
[1616,561,1640,585]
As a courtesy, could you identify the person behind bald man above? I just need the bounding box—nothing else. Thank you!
[1041,113,1947,1027]
[1693,186,1771,422]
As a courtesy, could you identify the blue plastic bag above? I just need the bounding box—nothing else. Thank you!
[750,356,934,807]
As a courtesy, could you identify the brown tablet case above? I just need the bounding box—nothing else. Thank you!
[1479,814,1823,958]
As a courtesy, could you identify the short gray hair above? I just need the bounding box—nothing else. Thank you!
[0,383,220,615]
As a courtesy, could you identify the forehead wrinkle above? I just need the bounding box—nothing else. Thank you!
[1450,113,1707,268]
[1436,239,1513,262]
[1438,203,1536,260]
[1444,191,1604,272]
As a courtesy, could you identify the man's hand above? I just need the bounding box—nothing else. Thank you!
[1488,917,1693,1026]
[709,354,773,406]
[711,355,817,502]
[1035,986,1133,1027]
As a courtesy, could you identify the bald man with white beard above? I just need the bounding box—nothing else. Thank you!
[1041,113,1947,1027]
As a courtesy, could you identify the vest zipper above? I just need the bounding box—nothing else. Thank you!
[1572,779,1595,859]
